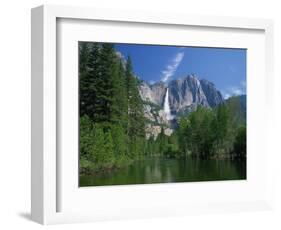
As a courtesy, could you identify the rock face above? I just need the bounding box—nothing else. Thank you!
[139,81,166,105]
[145,124,173,140]
[169,75,209,114]
[139,74,224,113]
[200,79,223,107]
[143,104,169,125]
[139,74,224,139]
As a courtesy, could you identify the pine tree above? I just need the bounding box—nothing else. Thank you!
[103,130,115,168]
[111,60,128,127]
[86,43,101,120]
[125,56,145,156]
[111,124,127,157]
[79,42,102,121]
[233,126,246,158]
[94,43,117,123]
[79,42,91,117]
[91,125,106,164]
[212,105,231,155]
[79,115,94,158]
[79,42,90,74]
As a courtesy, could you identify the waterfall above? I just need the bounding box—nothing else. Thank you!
[164,88,173,120]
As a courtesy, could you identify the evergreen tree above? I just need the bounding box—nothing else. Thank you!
[178,117,191,155]
[110,124,127,157]
[79,115,94,158]
[167,132,179,157]
[178,107,215,158]
[102,130,115,168]
[79,42,90,75]
[91,125,106,164]
[79,42,104,121]
[111,60,128,127]
[86,43,101,120]
[125,56,145,156]
[79,42,91,117]
[234,126,246,158]
[94,43,117,123]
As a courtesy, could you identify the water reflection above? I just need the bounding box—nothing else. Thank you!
[80,157,246,187]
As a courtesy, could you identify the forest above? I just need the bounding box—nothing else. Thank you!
[79,42,246,176]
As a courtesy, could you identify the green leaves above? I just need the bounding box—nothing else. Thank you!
[233,125,246,158]
[80,117,125,173]
[79,42,146,174]
[125,55,146,156]
[178,103,246,159]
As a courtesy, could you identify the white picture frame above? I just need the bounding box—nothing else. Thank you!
[31,5,274,225]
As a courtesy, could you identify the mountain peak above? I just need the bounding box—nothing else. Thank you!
[139,74,224,116]
[200,78,214,86]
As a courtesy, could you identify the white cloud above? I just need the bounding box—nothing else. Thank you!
[230,87,243,95]
[161,51,185,82]
[221,91,231,99]
[223,80,246,99]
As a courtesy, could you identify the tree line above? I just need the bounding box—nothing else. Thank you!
[178,101,246,159]
[143,98,246,160]
[79,42,145,174]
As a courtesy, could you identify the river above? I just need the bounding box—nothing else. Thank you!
[79,157,246,187]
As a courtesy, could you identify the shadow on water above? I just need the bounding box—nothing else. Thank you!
[80,157,246,187]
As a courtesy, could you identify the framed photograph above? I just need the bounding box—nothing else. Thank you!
[31,5,274,225]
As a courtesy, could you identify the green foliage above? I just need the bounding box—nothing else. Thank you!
[79,42,146,174]
[164,132,180,158]
[178,103,246,159]
[79,43,100,119]
[79,42,129,125]
[225,95,246,124]
[143,129,180,159]
[125,56,146,157]
[178,116,191,155]
[80,116,129,173]
[102,131,115,167]
[113,60,128,127]
[110,124,127,157]
[144,137,159,157]
[234,125,246,158]
[184,106,216,158]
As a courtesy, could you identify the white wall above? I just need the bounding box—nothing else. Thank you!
[0,0,280,229]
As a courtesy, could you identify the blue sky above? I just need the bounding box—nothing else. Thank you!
[115,44,246,99]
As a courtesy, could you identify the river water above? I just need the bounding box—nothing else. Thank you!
[79,157,246,187]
